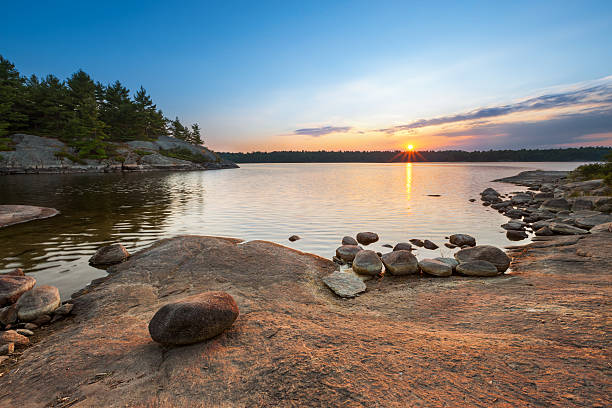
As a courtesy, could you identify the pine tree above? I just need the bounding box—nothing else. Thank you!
[191,123,203,145]
[169,117,187,141]
[24,74,73,136]
[134,86,166,139]
[99,80,138,141]
[0,55,27,136]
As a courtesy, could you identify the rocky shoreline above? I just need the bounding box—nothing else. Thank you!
[0,170,610,406]
[0,134,238,175]
[0,205,60,228]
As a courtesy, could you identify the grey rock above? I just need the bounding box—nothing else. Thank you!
[352,250,383,276]
[409,239,424,247]
[418,259,452,277]
[381,250,419,275]
[491,201,512,209]
[54,303,74,316]
[322,271,366,298]
[456,260,500,277]
[480,187,500,197]
[148,291,239,345]
[31,314,51,326]
[332,256,345,265]
[16,285,61,321]
[16,329,33,337]
[444,243,457,249]
[0,305,17,326]
[574,214,612,229]
[0,343,14,355]
[393,242,413,251]
[336,245,362,262]
[0,274,36,306]
[591,222,612,233]
[511,193,532,205]
[541,198,570,212]
[449,234,476,247]
[89,244,130,266]
[535,226,554,236]
[506,230,528,241]
[501,221,526,231]
[341,236,358,246]
[423,240,439,250]
[561,179,605,191]
[434,257,459,272]
[572,198,594,211]
[548,223,589,235]
[356,232,379,246]
[533,192,554,201]
[454,245,510,273]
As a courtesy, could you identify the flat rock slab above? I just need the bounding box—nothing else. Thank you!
[0,205,59,228]
[1,234,610,407]
[322,271,367,298]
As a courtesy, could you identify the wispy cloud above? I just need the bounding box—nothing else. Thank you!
[294,126,352,137]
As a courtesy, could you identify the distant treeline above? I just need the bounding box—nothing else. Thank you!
[220,147,612,163]
[0,55,201,159]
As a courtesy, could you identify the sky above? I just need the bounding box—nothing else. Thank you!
[1,0,612,152]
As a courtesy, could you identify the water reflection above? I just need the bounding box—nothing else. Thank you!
[405,162,412,200]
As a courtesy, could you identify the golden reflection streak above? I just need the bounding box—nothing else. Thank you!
[405,162,412,201]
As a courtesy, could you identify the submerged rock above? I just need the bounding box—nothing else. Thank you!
[356,232,379,246]
[418,259,452,277]
[449,234,476,247]
[0,275,36,306]
[148,291,239,345]
[322,271,366,298]
[423,240,439,250]
[456,260,500,277]
[352,250,383,276]
[16,285,61,321]
[381,250,418,275]
[341,236,359,246]
[454,245,510,273]
[89,244,130,266]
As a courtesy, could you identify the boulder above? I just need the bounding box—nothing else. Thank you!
[541,198,570,212]
[548,223,589,235]
[423,240,439,250]
[288,235,300,242]
[409,239,424,247]
[393,242,412,251]
[449,234,476,247]
[505,209,526,219]
[506,230,528,241]
[454,245,510,273]
[356,232,379,246]
[352,250,383,276]
[335,245,362,262]
[456,260,500,277]
[0,275,36,306]
[16,285,61,321]
[574,214,612,230]
[341,236,358,246]
[0,330,29,346]
[148,291,239,345]
[381,250,419,275]
[433,257,459,272]
[322,271,366,298]
[89,244,130,266]
[501,221,525,231]
[535,226,554,236]
[480,188,500,197]
[418,259,452,277]
[54,303,74,316]
[572,199,594,211]
[511,193,532,205]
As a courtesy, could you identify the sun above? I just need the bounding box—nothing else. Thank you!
[405,144,414,151]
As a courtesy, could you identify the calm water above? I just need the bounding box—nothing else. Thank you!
[0,162,583,299]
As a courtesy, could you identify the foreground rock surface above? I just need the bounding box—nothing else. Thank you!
[0,205,59,228]
[89,244,130,266]
[322,271,367,298]
[148,291,239,345]
[1,234,610,407]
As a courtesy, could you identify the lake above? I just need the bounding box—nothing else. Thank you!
[0,162,584,299]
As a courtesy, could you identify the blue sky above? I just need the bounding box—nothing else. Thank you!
[2,1,612,151]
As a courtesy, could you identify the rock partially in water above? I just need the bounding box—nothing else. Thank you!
[409,239,424,247]
[418,259,452,277]
[0,330,29,346]
[16,285,61,321]
[454,245,510,273]
[322,271,366,298]
[336,245,362,262]
[481,187,500,197]
[506,230,528,241]
[456,260,500,277]
[444,243,457,249]
[0,205,59,228]
[423,240,439,250]
[288,235,300,242]
[148,291,239,346]
[352,250,383,276]
[381,250,418,275]
[0,275,36,306]
[501,221,526,231]
[356,232,379,246]
[393,242,413,251]
[89,244,130,266]
[382,244,393,248]
[341,236,358,246]
[449,234,476,247]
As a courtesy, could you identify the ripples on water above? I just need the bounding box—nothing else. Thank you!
[0,162,582,298]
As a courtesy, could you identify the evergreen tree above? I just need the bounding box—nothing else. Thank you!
[99,80,138,141]
[24,74,73,136]
[191,123,203,145]
[134,86,166,139]
[0,55,27,136]
[169,117,187,141]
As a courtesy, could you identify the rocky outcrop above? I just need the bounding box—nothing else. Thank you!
[0,205,59,228]
[0,134,238,174]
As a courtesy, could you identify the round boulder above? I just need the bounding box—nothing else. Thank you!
[419,259,452,277]
[16,285,61,321]
[423,240,439,250]
[456,260,499,277]
[434,257,459,273]
[393,242,413,251]
[356,232,379,246]
[506,230,528,241]
[341,236,359,246]
[336,245,362,262]
[454,245,510,273]
[352,250,383,276]
[449,234,476,247]
[288,235,300,242]
[89,244,130,266]
[149,291,239,345]
[409,239,424,247]
[381,250,418,275]
[0,275,36,306]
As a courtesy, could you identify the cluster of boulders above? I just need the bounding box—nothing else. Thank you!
[324,231,510,298]
[477,178,612,241]
[0,268,72,362]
